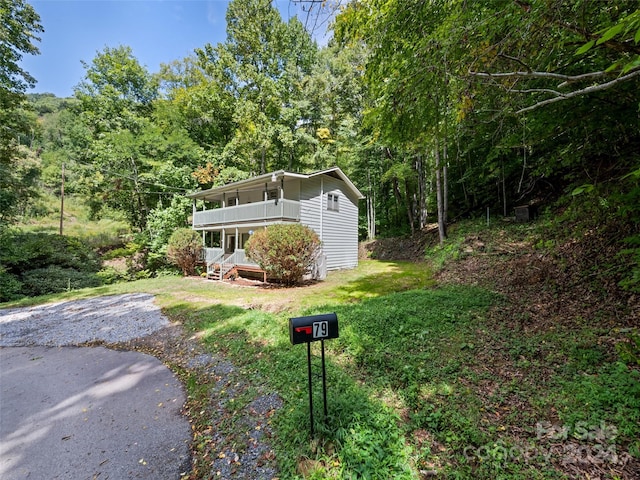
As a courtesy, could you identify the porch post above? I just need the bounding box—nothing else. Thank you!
[235,227,239,251]
[280,177,284,217]
[221,229,226,254]
[320,177,324,239]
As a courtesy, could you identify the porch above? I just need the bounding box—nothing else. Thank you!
[200,247,265,281]
[192,199,300,228]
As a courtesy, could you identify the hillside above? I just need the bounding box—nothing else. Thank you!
[363,217,640,478]
[365,218,638,327]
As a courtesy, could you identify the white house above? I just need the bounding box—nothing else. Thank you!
[187,167,364,280]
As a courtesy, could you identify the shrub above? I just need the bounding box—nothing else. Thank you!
[0,231,102,273]
[0,267,23,302]
[21,266,102,296]
[166,228,202,276]
[0,231,103,299]
[245,224,321,286]
[146,196,192,252]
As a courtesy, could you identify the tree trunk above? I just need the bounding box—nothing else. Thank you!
[443,158,449,224]
[392,177,402,228]
[367,167,376,240]
[130,156,145,229]
[435,139,446,245]
[404,176,415,235]
[416,154,427,229]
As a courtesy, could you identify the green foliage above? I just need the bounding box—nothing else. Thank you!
[21,265,101,296]
[10,246,638,478]
[244,223,320,286]
[95,265,129,285]
[0,0,43,227]
[616,333,640,366]
[166,227,201,276]
[0,231,102,273]
[146,196,192,252]
[556,362,640,439]
[619,232,640,293]
[101,241,140,261]
[0,231,102,299]
[0,0,42,92]
[0,266,23,302]
[335,410,413,478]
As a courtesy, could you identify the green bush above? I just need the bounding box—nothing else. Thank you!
[21,266,102,296]
[166,228,202,276]
[96,266,128,285]
[245,223,320,286]
[0,267,23,302]
[0,231,102,273]
[0,231,103,299]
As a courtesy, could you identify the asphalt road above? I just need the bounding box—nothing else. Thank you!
[0,346,191,479]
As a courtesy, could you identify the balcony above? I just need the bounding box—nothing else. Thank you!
[193,199,300,228]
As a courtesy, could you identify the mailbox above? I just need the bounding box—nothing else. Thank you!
[289,313,339,345]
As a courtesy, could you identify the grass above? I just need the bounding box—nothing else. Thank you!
[17,193,130,249]
[2,219,638,479]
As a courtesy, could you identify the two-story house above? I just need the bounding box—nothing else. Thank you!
[188,167,364,280]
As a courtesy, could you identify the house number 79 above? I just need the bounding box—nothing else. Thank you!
[313,321,328,338]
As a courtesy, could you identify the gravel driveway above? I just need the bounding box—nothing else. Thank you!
[0,293,170,347]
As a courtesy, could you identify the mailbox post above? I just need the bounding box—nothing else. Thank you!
[289,313,339,437]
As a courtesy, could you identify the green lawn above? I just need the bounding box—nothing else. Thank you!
[2,259,637,479]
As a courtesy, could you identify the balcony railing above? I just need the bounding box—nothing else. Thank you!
[193,199,300,227]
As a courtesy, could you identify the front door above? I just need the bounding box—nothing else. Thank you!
[226,235,236,253]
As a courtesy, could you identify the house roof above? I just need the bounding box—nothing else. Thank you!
[187,166,365,201]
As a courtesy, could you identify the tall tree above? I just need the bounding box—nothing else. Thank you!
[73,46,203,228]
[195,0,318,174]
[0,0,42,226]
[336,0,640,238]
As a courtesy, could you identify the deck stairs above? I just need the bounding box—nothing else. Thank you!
[203,248,263,281]
[207,251,237,281]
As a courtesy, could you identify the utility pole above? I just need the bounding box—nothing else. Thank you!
[59,163,65,235]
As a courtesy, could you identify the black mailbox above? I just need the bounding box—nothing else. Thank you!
[289,313,339,345]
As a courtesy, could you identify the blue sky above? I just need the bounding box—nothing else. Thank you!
[20,0,329,98]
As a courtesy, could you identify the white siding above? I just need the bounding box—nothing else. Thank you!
[283,178,300,201]
[320,176,359,270]
[299,176,323,236]
[299,175,359,270]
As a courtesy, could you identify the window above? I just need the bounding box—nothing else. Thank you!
[267,189,278,201]
[327,193,339,212]
[227,196,238,206]
[241,233,251,248]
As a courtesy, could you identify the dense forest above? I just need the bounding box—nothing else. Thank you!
[2,0,640,297]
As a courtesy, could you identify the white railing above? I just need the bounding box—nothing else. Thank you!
[193,199,300,227]
[204,248,226,277]
[207,249,261,280]
[232,249,259,267]
[203,247,224,264]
